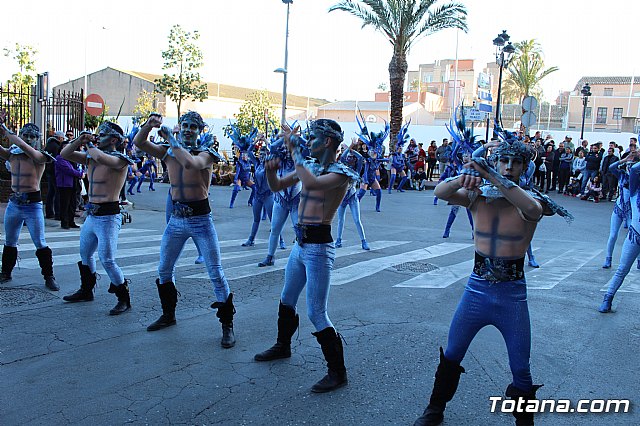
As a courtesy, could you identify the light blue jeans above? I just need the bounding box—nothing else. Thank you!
[336,195,366,241]
[4,200,47,249]
[445,273,533,391]
[248,194,274,240]
[267,201,299,257]
[80,213,125,284]
[605,232,640,296]
[581,169,598,193]
[281,242,336,331]
[158,212,230,302]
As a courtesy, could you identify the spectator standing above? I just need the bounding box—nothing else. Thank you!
[44,134,62,219]
[55,142,83,229]
[558,146,573,193]
[426,140,437,180]
[435,138,451,177]
[601,147,619,201]
[533,138,545,187]
[564,135,575,152]
[551,141,565,191]
[581,144,602,194]
[405,138,419,178]
[541,144,554,193]
[575,139,589,157]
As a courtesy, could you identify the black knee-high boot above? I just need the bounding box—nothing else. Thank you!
[35,246,59,291]
[505,384,543,426]
[147,279,178,331]
[211,293,236,348]
[414,347,465,426]
[63,261,96,302]
[311,327,348,393]
[254,302,299,361]
[108,280,131,315]
[0,245,18,283]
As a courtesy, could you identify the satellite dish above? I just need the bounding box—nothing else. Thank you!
[522,96,539,112]
[522,111,537,128]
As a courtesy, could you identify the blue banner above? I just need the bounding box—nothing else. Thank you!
[478,103,493,113]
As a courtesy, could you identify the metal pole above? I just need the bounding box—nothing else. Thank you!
[495,52,504,127]
[580,96,587,140]
[280,2,290,125]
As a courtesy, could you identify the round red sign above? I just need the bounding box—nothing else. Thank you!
[84,93,105,116]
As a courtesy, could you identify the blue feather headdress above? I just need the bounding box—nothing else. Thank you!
[355,110,389,156]
[396,119,411,151]
[266,120,309,161]
[227,122,258,153]
[443,105,482,178]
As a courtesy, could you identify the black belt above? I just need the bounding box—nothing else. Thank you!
[473,252,525,283]
[86,201,120,216]
[10,191,42,204]
[294,223,333,245]
[172,199,211,218]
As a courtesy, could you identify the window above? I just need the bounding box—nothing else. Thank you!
[596,107,608,124]
[603,88,613,96]
[585,107,592,119]
[613,108,623,120]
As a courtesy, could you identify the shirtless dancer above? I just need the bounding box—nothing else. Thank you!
[254,119,358,393]
[61,122,132,315]
[413,131,572,426]
[134,112,235,348]
[0,112,58,290]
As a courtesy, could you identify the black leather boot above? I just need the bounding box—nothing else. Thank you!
[311,327,348,393]
[147,279,178,331]
[211,293,236,348]
[0,245,18,283]
[35,246,59,291]
[254,301,299,361]
[108,280,131,315]
[63,261,96,302]
[505,384,543,426]
[414,347,465,426]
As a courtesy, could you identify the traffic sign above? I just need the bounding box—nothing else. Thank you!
[522,96,538,112]
[85,93,105,116]
[522,111,537,128]
[465,108,484,122]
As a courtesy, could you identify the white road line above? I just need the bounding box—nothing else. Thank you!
[331,242,473,286]
[16,239,266,269]
[394,260,474,289]
[601,269,640,293]
[184,240,412,281]
[527,248,603,289]
[18,228,153,240]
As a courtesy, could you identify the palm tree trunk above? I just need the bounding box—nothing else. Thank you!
[388,51,408,151]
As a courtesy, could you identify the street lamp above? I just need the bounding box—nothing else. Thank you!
[580,82,592,140]
[276,0,293,125]
[493,30,515,129]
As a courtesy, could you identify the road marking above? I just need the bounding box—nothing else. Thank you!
[331,242,473,286]
[527,248,602,289]
[394,260,474,288]
[18,228,153,240]
[184,240,411,281]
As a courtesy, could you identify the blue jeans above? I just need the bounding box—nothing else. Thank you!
[80,213,125,284]
[159,212,230,302]
[281,242,335,331]
[336,195,366,241]
[445,273,533,391]
[605,232,640,296]
[581,169,598,193]
[4,200,47,249]
[249,194,274,240]
[267,201,298,257]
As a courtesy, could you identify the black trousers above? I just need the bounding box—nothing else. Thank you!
[58,187,77,227]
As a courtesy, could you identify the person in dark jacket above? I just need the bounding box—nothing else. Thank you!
[551,141,564,191]
[55,141,83,229]
[581,144,602,194]
[44,134,62,219]
[601,147,620,201]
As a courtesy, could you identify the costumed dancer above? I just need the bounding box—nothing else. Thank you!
[126,163,140,196]
[228,125,257,208]
[134,112,235,348]
[355,111,389,212]
[0,113,58,290]
[414,125,573,426]
[257,125,305,267]
[440,107,480,240]
[61,122,133,315]
[598,153,640,312]
[136,155,158,192]
[254,119,358,393]
[335,139,369,250]
[601,151,638,269]
[388,120,411,193]
[242,134,276,247]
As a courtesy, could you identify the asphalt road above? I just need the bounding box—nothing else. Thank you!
[1,183,638,425]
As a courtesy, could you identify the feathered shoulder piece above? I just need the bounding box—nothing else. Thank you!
[227,122,258,152]
[396,119,411,150]
[355,109,389,156]
[445,105,482,170]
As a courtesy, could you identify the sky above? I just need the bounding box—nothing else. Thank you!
[1,0,637,104]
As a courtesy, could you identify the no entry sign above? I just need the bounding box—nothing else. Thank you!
[84,93,105,116]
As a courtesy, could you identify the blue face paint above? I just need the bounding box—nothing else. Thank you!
[180,119,200,147]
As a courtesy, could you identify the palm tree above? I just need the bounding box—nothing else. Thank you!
[502,39,558,104]
[329,0,467,147]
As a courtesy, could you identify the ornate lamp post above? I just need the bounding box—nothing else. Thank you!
[493,30,516,129]
[580,83,592,140]
[275,0,293,124]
